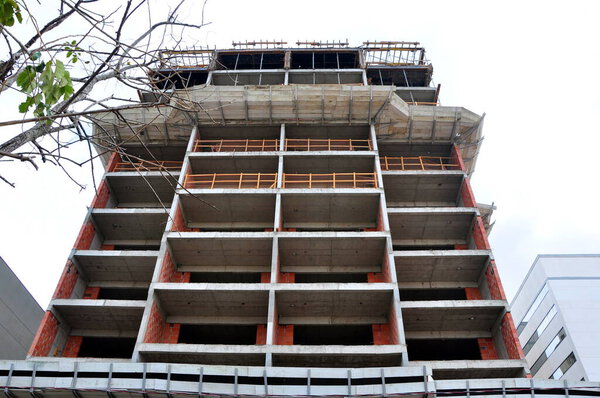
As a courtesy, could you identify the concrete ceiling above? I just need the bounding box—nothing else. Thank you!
[278,234,386,272]
[74,250,158,282]
[168,233,273,271]
[394,250,491,284]
[52,299,144,330]
[388,208,476,245]
[106,172,179,207]
[92,209,168,242]
[382,172,464,207]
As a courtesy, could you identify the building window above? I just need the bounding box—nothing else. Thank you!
[517,284,549,333]
[523,305,557,354]
[531,327,566,374]
[551,352,576,380]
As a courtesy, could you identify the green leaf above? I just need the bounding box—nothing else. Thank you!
[35,62,45,73]
[30,52,41,61]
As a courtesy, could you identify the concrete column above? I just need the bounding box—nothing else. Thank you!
[369,124,408,362]
[132,126,198,361]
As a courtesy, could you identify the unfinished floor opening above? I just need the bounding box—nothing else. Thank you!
[294,325,373,345]
[189,273,263,283]
[399,288,467,301]
[407,338,481,360]
[96,288,148,300]
[178,324,259,345]
[77,337,136,358]
[293,273,368,283]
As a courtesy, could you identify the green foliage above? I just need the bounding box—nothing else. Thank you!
[0,0,22,27]
[16,59,74,121]
[14,41,88,121]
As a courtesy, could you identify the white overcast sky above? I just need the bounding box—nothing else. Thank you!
[0,0,599,308]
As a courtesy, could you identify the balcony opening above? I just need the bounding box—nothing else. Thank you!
[151,70,208,90]
[399,289,466,301]
[294,325,373,345]
[78,337,136,359]
[178,324,257,345]
[393,245,455,251]
[217,52,285,70]
[97,288,148,300]
[113,245,161,251]
[189,273,262,283]
[407,338,481,360]
[291,51,359,69]
[294,273,368,283]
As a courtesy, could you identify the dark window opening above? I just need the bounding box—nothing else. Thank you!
[178,324,257,345]
[407,339,481,360]
[294,325,373,345]
[393,245,455,251]
[366,68,431,87]
[113,245,161,251]
[189,273,262,283]
[152,70,208,90]
[217,52,285,70]
[291,51,359,69]
[294,273,368,283]
[78,337,136,359]
[399,289,466,301]
[97,288,148,300]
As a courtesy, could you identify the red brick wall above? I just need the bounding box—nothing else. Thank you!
[83,286,100,299]
[261,273,271,283]
[91,181,111,209]
[372,324,392,345]
[278,272,295,283]
[460,177,477,208]
[52,261,79,299]
[256,325,267,344]
[106,152,120,172]
[465,287,482,300]
[485,260,507,300]
[144,303,181,344]
[74,222,95,250]
[62,336,83,357]
[450,144,466,172]
[478,338,499,359]
[28,312,59,357]
[158,251,190,283]
[276,325,294,345]
[387,304,400,345]
[454,244,468,250]
[472,216,491,250]
[501,312,525,359]
[368,273,386,283]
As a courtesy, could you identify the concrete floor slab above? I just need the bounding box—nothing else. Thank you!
[388,207,477,245]
[382,172,464,207]
[91,208,168,242]
[154,286,269,322]
[281,192,380,230]
[139,343,266,366]
[278,234,386,273]
[51,299,145,330]
[276,288,393,324]
[179,192,276,229]
[401,300,507,333]
[73,250,158,282]
[167,233,273,272]
[394,250,491,284]
[284,154,375,174]
[105,172,179,207]
[188,154,278,174]
[411,359,528,379]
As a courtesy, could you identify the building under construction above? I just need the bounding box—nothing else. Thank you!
[3,41,599,398]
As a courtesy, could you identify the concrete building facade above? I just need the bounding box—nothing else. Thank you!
[512,254,600,382]
[0,256,43,359]
[9,41,593,398]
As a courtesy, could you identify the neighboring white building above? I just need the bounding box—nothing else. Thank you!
[511,254,600,382]
[0,256,43,359]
